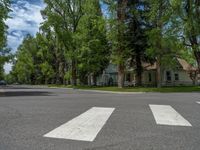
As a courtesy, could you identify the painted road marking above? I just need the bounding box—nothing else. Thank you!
[0,89,5,96]
[44,107,115,142]
[0,89,4,92]
[197,101,200,104]
[149,105,192,127]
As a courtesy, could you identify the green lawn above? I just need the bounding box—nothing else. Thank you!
[48,85,200,93]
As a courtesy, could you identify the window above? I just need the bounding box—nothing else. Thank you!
[175,73,179,81]
[148,73,152,82]
[166,71,171,81]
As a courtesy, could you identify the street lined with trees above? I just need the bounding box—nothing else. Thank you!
[1,0,199,88]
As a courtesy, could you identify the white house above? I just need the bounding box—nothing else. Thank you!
[96,58,198,87]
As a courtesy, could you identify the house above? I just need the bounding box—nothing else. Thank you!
[96,58,198,87]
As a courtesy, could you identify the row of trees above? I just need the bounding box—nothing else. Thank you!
[0,0,11,80]
[10,0,109,85]
[9,0,200,88]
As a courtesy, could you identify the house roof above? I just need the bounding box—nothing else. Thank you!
[177,58,197,71]
[142,62,157,70]
[142,58,197,72]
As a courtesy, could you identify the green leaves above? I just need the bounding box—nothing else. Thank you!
[0,0,11,79]
[9,0,199,86]
[77,0,109,84]
[0,0,10,48]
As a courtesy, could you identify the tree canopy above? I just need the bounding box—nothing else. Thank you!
[0,0,11,80]
[8,0,198,87]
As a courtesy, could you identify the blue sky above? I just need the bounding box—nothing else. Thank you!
[4,0,45,73]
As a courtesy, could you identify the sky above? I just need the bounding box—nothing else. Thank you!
[4,0,45,73]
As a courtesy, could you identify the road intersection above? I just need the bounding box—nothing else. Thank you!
[0,86,199,150]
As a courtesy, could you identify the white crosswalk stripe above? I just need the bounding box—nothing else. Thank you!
[0,89,5,96]
[197,101,200,104]
[44,107,115,142]
[149,105,192,127]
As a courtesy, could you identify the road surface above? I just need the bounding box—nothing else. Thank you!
[0,85,200,150]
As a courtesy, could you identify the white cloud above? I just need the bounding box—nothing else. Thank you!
[5,0,45,51]
[4,63,13,74]
[4,0,45,74]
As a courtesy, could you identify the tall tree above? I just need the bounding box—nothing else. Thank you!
[42,0,85,86]
[104,0,129,88]
[78,0,110,85]
[0,0,10,48]
[146,0,173,87]
[116,0,128,88]
[171,0,200,73]
[0,0,11,79]
[12,35,36,84]
[35,32,56,84]
[126,0,151,86]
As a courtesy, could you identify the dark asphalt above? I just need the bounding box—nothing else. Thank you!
[0,85,200,150]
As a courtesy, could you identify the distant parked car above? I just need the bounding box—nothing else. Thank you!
[0,80,7,85]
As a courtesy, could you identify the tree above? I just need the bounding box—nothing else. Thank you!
[115,0,129,88]
[0,0,10,48]
[78,0,110,85]
[36,26,68,85]
[171,0,200,73]
[35,32,56,84]
[104,0,129,88]
[105,0,152,87]
[146,0,174,87]
[11,35,35,84]
[42,0,85,86]
[0,0,11,79]
[126,0,151,86]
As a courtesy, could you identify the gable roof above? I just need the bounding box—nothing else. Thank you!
[177,58,197,71]
[142,58,197,72]
[142,62,157,70]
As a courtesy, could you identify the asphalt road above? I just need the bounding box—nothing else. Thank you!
[0,85,200,150]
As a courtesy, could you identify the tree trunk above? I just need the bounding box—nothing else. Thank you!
[92,73,97,86]
[88,74,91,86]
[118,63,125,88]
[155,0,164,88]
[185,0,200,78]
[117,0,128,88]
[156,57,161,88]
[192,78,196,85]
[194,50,200,73]
[71,59,77,86]
[135,71,142,86]
[189,71,197,85]
[193,51,200,85]
[45,77,48,85]
[135,53,142,86]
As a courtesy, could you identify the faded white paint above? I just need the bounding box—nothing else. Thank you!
[44,107,115,142]
[149,105,192,126]
[0,89,4,92]
[197,101,200,104]
[0,89,5,96]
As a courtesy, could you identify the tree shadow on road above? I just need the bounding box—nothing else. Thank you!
[0,91,54,97]
[0,85,45,90]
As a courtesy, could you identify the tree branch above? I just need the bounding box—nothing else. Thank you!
[178,35,192,47]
